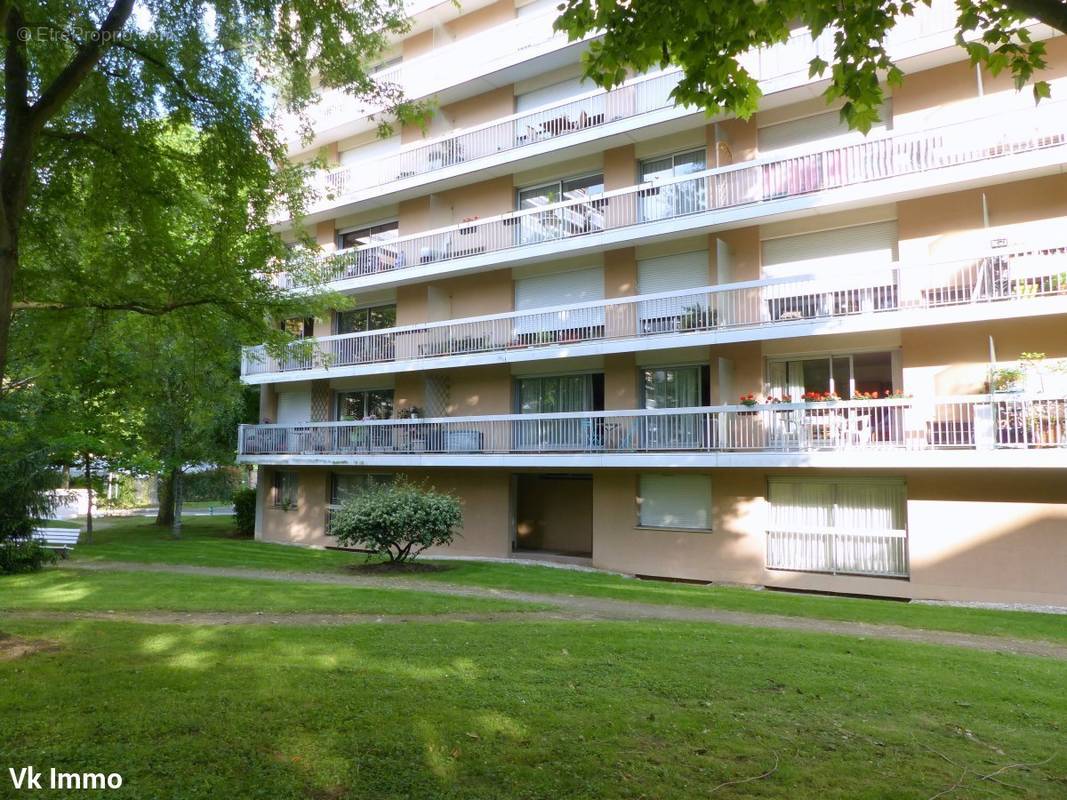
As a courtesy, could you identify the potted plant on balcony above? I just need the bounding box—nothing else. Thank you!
[458,216,480,236]
[990,366,1024,393]
[679,304,713,331]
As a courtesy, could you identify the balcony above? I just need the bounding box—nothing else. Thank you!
[243,244,1067,382]
[292,70,685,218]
[238,395,1067,468]
[276,0,972,223]
[276,99,1067,293]
[279,8,584,150]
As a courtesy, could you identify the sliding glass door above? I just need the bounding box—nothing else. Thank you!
[515,374,600,450]
[638,149,707,222]
[640,366,707,449]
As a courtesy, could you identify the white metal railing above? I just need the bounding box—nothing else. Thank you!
[278,99,1067,289]
[243,243,1067,376]
[279,9,566,139]
[314,70,684,202]
[766,528,909,577]
[238,395,1067,457]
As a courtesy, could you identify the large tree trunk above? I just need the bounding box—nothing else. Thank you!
[0,238,18,383]
[83,453,94,544]
[155,469,176,526]
[171,468,183,540]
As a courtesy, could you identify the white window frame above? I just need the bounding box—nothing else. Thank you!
[765,477,909,578]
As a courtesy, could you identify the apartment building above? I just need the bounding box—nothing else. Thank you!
[239,0,1067,606]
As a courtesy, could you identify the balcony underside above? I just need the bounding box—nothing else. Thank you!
[243,293,1067,385]
[239,449,1067,469]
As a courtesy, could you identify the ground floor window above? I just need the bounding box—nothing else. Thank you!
[330,473,393,505]
[271,471,298,509]
[327,473,393,534]
[637,474,712,530]
[766,478,908,577]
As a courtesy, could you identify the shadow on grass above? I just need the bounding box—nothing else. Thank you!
[2,618,1066,799]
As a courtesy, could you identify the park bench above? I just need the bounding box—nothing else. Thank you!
[30,526,81,558]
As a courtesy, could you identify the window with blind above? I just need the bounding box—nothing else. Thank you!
[638,474,712,530]
[766,478,908,577]
[758,101,892,154]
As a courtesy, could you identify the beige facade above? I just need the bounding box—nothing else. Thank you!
[251,3,1067,605]
[258,465,1067,605]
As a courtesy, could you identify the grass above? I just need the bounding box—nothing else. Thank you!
[65,516,1067,645]
[0,570,544,616]
[2,617,1065,799]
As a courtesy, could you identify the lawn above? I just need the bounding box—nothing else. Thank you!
[2,617,1065,799]
[65,516,1067,645]
[0,570,544,616]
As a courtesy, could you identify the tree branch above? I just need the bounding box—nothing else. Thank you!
[109,39,224,110]
[16,297,244,316]
[29,0,135,130]
[1006,0,1067,33]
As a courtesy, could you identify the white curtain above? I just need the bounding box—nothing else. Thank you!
[834,483,906,532]
[643,367,700,409]
[519,374,593,414]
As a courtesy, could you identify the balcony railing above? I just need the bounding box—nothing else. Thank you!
[766,528,909,578]
[277,99,1066,290]
[285,0,961,211]
[280,9,567,140]
[243,244,1067,377]
[239,395,1067,458]
[315,70,684,202]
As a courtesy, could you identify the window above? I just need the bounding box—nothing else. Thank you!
[638,474,712,530]
[767,352,893,400]
[758,101,892,154]
[639,149,706,183]
[336,389,394,421]
[766,478,908,577]
[280,317,314,337]
[638,149,707,221]
[330,473,393,505]
[271,471,298,509]
[517,374,602,414]
[336,304,396,335]
[338,221,399,251]
[516,174,605,245]
[518,173,604,211]
[640,366,710,409]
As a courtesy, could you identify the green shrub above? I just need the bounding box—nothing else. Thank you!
[232,488,257,536]
[0,540,58,574]
[330,480,462,562]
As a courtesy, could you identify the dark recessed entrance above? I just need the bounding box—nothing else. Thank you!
[513,473,593,557]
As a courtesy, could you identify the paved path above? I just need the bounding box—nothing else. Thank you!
[39,560,1067,661]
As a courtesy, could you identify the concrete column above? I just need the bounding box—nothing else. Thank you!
[604,353,637,410]
[258,384,277,423]
[254,467,269,541]
[603,144,636,191]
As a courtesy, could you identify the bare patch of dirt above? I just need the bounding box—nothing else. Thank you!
[345,561,454,575]
[0,632,60,661]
